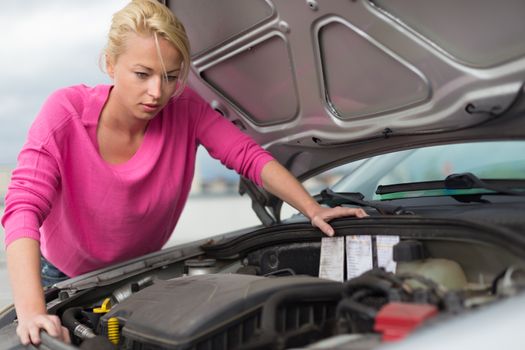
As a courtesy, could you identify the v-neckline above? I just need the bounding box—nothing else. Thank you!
[89,85,160,172]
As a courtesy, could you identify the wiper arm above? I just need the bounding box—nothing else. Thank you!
[376,173,525,196]
[444,173,525,196]
[318,188,413,215]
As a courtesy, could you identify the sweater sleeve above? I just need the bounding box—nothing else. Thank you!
[193,97,274,187]
[1,92,64,248]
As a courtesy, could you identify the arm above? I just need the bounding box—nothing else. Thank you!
[2,89,72,345]
[189,92,366,231]
[260,160,367,236]
[194,96,274,186]
[2,144,67,345]
[6,238,69,345]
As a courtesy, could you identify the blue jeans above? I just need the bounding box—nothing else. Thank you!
[40,256,69,287]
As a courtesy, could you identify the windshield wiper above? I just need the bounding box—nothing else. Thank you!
[376,172,525,196]
[317,188,413,215]
[445,173,525,195]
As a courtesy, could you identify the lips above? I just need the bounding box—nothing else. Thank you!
[141,103,160,113]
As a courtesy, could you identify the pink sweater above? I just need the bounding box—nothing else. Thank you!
[1,84,273,276]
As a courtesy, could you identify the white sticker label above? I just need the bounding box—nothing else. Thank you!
[319,236,345,282]
[346,235,373,279]
[377,235,400,273]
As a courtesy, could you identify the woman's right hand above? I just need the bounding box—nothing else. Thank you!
[16,313,70,345]
[6,239,71,345]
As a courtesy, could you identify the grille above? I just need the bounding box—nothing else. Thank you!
[193,310,262,350]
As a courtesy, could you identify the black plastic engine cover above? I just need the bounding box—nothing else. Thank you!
[100,274,339,349]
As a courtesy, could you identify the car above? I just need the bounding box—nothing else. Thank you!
[2,0,525,349]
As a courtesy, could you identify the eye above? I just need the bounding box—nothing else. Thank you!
[135,72,148,79]
[164,75,178,83]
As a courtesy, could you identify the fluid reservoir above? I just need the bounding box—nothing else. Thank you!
[393,240,468,290]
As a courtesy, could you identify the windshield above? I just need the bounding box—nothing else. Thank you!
[330,141,525,200]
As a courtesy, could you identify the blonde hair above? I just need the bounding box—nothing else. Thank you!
[105,0,190,97]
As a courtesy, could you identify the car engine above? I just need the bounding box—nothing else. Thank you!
[47,235,525,350]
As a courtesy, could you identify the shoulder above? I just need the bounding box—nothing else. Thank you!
[29,84,104,143]
[39,84,88,118]
[44,84,103,114]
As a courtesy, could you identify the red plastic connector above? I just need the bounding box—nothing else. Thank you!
[374,302,438,341]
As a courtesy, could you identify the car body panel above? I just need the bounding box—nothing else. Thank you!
[169,0,525,174]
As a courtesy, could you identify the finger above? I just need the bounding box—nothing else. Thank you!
[49,315,62,330]
[30,316,60,341]
[28,326,41,345]
[322,207,357,221]
[16,327,30,346]
[354,208,369,217]
[314,207,341,221]
[312,217,335,236]
[62,326,71,344]
[335,207,368,218]
[40,319,61,338]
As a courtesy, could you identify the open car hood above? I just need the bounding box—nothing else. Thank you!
[168,0,525,222]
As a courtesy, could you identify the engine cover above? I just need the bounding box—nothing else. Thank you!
[100,274,341,349]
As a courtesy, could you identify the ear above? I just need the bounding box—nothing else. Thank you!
[106,54,115,79]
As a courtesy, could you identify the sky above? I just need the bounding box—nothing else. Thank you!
[0,1,235,181]
[0,1,123,162]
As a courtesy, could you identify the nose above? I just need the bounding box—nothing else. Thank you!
[147,75,162,100]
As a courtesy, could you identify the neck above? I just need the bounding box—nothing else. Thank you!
[100,89,149,137]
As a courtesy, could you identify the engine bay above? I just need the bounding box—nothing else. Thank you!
[42,230,525,350]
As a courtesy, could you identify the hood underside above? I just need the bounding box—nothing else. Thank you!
[168,0,525,178]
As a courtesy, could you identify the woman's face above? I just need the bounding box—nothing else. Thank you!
[106,32,181,122]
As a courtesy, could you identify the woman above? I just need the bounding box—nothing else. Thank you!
[2,0,367,345]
